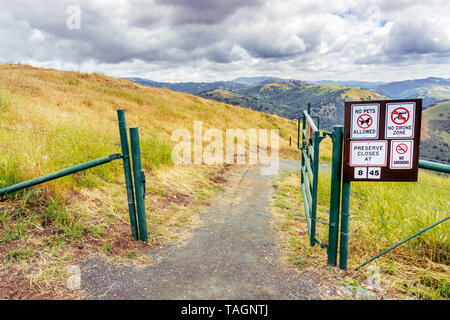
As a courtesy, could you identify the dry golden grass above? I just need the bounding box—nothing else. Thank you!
[341,87,387,100]
[0,64,300,299]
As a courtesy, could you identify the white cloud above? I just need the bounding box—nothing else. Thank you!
[0,0,449,82]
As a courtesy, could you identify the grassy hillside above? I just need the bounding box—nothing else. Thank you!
[0,64,299,298]
[421,100,450,163]
[200,81,387,129]
[199,88,287,116]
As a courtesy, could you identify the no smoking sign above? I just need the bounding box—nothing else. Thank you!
[390,140,413,169]
[386,103,415,138]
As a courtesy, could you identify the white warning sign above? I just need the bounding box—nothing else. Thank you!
[390,140,413,169]
[351,104,379,139]
[350,140,387,167]
[386,102,415,139]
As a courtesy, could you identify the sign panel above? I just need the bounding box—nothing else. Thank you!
[351,104,379,139]
[343,99,422,182]
[350,141,387,166]
[386,102,415,139]
[390,140,413,169]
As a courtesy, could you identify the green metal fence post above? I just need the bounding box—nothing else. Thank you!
[130,127,148,242]
[327,126,343,266]
[117,110,139,240]
[339,181,351,269]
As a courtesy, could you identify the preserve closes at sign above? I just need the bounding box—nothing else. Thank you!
[351,104,379,139]
[390,140,413,169]
[350,140,387,166]
[354,167,381,179]
[386,102,415,138]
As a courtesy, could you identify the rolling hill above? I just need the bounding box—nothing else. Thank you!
[123,76,295,95]
[200,81,387,129]
[126,77,389,129]
[421,100,450,163]
[230,76,293,86]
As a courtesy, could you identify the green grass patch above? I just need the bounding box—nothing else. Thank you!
[4,247,34,263]
[140,133,173,169]
[44,198,85,240]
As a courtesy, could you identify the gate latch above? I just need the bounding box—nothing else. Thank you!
[140,170,146,199]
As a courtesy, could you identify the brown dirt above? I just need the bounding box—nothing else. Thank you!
[171,192,191,207]
[0,242,17,255]
[0,269,52,300]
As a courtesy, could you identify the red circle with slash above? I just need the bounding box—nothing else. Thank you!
[391,107,410,125]
[396,143,408,154]
[357,114,373,129]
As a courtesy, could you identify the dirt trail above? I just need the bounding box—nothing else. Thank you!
[81,160,325,299]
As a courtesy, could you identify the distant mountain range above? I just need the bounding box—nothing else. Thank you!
[125,75,449,163]
[312,80,388,87]
[123,77,249,95]
[125,76,450,127]
[126,76,450,106]
[373,77,450,107]
[199,81,387,129]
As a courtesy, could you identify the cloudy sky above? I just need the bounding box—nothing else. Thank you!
[1,0,449,82]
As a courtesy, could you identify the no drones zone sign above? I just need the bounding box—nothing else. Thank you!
[343,99,422,182]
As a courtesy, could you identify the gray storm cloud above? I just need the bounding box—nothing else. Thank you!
[0,0,449,81]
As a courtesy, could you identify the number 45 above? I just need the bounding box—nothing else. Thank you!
[368,167,381,179]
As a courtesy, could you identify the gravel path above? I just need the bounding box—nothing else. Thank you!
[80,160,324,299]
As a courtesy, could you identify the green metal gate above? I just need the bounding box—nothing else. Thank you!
[297,104,344,266]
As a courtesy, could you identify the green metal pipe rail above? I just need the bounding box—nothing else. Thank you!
[419,159,450,173]
[355,215,450,270]
[0,153,122,196]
